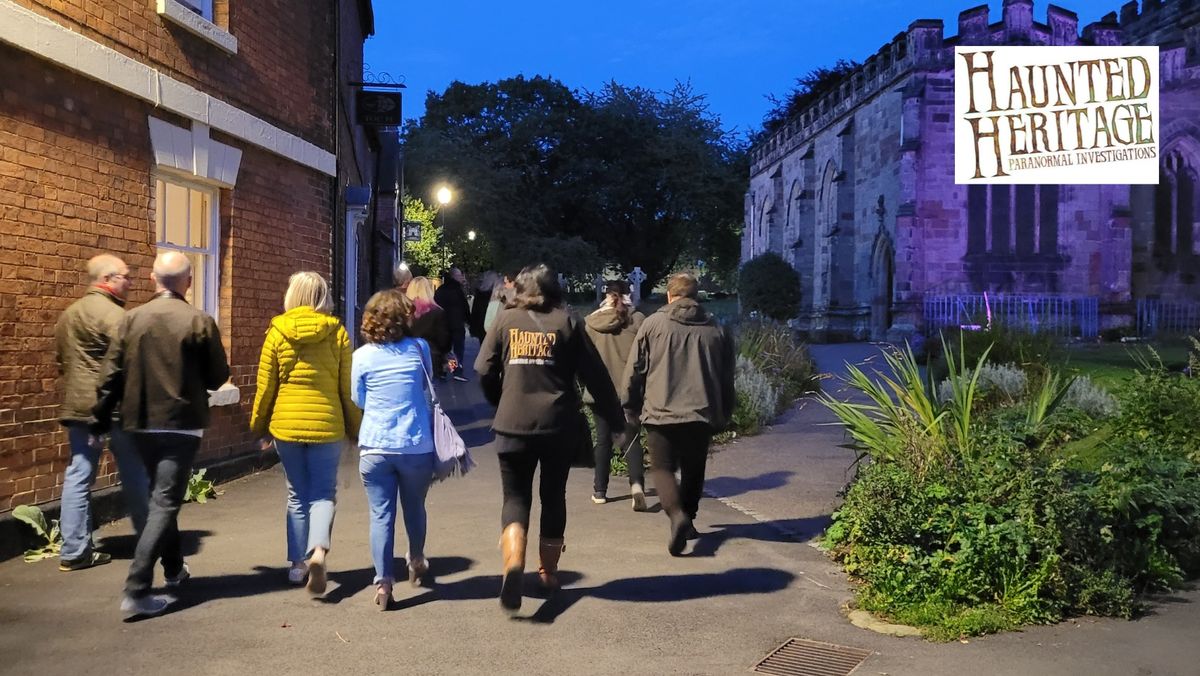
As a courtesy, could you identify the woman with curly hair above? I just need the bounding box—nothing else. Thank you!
[351,289,437,609]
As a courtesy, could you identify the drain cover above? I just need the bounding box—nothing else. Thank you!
[751,638,872,676]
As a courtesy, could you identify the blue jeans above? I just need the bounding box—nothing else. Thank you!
[360,452,435,584]
[60,422,150,561]
[275,440,343,562]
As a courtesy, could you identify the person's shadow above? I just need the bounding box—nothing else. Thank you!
[688,517,832,558]
[703,471,795,497]
[98,529,214,560]
[382,566,794,624]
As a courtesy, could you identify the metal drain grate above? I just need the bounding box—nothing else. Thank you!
[751,638,872,676]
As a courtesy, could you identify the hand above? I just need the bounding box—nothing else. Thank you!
[256,436,275,452]
[624,410,640,426]
[87,434,105,451]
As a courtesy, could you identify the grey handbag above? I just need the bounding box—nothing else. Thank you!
[420,350,476,480]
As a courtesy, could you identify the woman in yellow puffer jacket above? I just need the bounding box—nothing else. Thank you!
[250,271,362,595]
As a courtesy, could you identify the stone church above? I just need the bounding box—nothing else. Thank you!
[744,0,1200,340]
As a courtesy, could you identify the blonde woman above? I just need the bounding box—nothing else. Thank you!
[250,271,362,594]
[406,276,452,378]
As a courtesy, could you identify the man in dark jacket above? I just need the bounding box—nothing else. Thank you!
[55,254,149,572]
[434,267,471,381]
[622,272,734,556]
[92,251,230,620]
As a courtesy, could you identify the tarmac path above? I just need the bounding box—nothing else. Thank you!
[1,342,1198,675]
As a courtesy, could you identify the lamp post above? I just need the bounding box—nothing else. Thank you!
[436,186,452,272]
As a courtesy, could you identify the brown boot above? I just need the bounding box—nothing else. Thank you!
[499,523,526,611]
[537,538,566,592]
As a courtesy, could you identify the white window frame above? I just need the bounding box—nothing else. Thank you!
[156,0,237,54]
[176,0,213,21]
[154,174,221,322]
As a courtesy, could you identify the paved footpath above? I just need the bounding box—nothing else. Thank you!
[1,342,1198,675]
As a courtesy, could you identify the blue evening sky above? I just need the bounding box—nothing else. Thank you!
[365,0,1119,137]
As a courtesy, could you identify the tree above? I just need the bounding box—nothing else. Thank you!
[403,76,745,292]
[759,59,861,140]
[739,253,802,321]
[399,194,446,278]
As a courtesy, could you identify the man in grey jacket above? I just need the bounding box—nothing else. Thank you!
[622,272,735,556]
[92,251,230,620]
[55,254,149,571]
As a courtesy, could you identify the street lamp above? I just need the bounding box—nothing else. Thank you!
[436,186,452,271]
[467,230,476,241]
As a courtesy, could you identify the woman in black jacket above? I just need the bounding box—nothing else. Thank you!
[474,264,624,612]
[406,277,452,377]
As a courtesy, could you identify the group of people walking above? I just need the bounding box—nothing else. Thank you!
[55,251,733,621]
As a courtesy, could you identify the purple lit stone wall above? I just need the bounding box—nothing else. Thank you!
[746,0,1200,341]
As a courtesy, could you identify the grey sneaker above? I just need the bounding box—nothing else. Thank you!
[120,594,171,621]
[164,563,190,588]
[591,492,606,504]
[630,483,647,512]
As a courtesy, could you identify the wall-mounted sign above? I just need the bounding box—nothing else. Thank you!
[356,90,402,126]
[403,220,422,242]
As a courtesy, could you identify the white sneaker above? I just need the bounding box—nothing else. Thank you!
[631,483,647,512]
[164,563,190,588]
[287,562,308,585]
[120,594,171,621]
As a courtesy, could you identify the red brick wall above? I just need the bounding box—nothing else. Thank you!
[12,0,336,149]
[0,45,334,512]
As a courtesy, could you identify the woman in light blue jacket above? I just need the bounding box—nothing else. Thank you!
[351,289,436,610]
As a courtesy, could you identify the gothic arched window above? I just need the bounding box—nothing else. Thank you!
[1156,149,1198,258]
[966,185,1059,256]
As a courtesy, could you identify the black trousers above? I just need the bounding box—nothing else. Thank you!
[590,405,644,493]
[495,432,572,539]
[125,432,199,597]
[450,328,466,375]
[645,423,712,522]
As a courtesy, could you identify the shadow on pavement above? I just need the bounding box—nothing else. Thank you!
[98,529,215,560]
[704,471,796,497]
[689,517,831,557]
[522,567,796,624]
[319,556,477,605]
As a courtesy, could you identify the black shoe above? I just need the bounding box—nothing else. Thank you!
[453,373,469,383]
[60,551,111,572]
[668,516,691,556]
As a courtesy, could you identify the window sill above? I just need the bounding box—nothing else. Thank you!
[208,382,241,407]
[157,0,237,55]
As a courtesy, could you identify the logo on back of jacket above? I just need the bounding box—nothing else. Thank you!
[508,329,556,366]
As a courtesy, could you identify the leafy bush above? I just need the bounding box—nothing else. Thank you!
[824,341,1200,640]
[185,469,217,503]
[737,320,819,404]
[738,253,801,321]
[1109,368,1200,459]
[729,356,780,437]
[937,363,1027,408]
[13,504,62,562]
[1062,376,1118,418]
[929,325,1058,384]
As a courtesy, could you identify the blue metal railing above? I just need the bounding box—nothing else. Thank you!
[1137,299,1200,337]
[924,294,1099,338]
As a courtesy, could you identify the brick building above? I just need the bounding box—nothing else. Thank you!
[0,0,390,519]
[744,0,1200,340]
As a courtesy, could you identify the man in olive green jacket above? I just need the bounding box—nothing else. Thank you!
[54,254,149,572]
[621,272,735,556]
